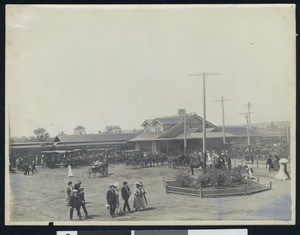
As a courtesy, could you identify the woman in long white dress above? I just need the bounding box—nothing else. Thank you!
[245,161,253,179]
[275,162,290,180]
[68,165,74,177]
[133,182,147,211]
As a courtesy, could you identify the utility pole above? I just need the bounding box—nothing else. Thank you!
[244,102,254,129]
[239,112,252,152]
[178,109,187,155]
[188,72,219,171]
[214,96,230,147]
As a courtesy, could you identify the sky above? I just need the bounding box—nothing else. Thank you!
[6,5,296,137]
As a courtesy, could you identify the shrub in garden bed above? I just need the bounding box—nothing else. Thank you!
[196,168,232,188]
[175,173,194,188]
[230,166,245,183]
[174,166,247,189]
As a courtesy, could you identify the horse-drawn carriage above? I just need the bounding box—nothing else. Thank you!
[168,154,192,168]
[41,149,85,168]
[123,151,167,168]
[87,161,108,178]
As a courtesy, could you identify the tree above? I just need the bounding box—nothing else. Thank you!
[33,128,49,142]
[10,136,28,143]
[104,125,121,134]
[74,125,86,135]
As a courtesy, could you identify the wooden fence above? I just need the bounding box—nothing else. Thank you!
[165,179,271,198]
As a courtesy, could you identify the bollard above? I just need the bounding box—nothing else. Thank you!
[244,186,247,195]
[257,177,260,183]
[257,158,259,168]
[199,188,202,198]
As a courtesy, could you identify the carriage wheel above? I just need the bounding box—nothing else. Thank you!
[87,168,92,178]
[92,170,96,178]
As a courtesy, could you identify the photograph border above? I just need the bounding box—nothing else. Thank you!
[3,3,297,227]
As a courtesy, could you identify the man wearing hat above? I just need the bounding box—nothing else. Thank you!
[78,187,89,219]
[74,180,82,190]
[106,184,117,218]
[121,181,132,213]
[69,189,82,220]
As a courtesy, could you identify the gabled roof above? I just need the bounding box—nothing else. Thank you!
[141,119,154,127]
[206,128,217,132]
[158,114,221,139]
[54,133,141,144]
[174,128,199,139]
[151,116,183,125]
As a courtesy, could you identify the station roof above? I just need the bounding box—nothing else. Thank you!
[130,131,164,141]
[54,132,141,144]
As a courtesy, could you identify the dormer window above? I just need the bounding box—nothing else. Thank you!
[156,124,162,132]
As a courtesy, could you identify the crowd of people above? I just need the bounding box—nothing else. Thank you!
[17,159,39,176]
[65,179,148,220]
[205,150,232,170]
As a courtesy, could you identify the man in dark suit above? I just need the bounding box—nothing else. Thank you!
[78,187,89,219]
[69,189,82,220]
[267,155,273,172]
[121,181,132,213]
[74,180,81,190]
[23,163,30,175]
[106,185,117,218]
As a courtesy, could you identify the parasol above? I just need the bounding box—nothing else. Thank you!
[279,158,288,163]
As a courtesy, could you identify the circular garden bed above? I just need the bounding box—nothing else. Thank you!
[165,166,272,198]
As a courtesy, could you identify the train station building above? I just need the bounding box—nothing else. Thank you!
[129,111,262,153]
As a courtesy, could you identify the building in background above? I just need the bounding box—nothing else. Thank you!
[130,110,263,153]
[11,111,291,159]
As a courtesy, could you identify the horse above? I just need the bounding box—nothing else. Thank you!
[190,160,204,175]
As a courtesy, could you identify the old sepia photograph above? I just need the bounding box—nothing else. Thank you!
[5,4,296,225]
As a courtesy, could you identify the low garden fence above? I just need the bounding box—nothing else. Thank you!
[165,179,271,198]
